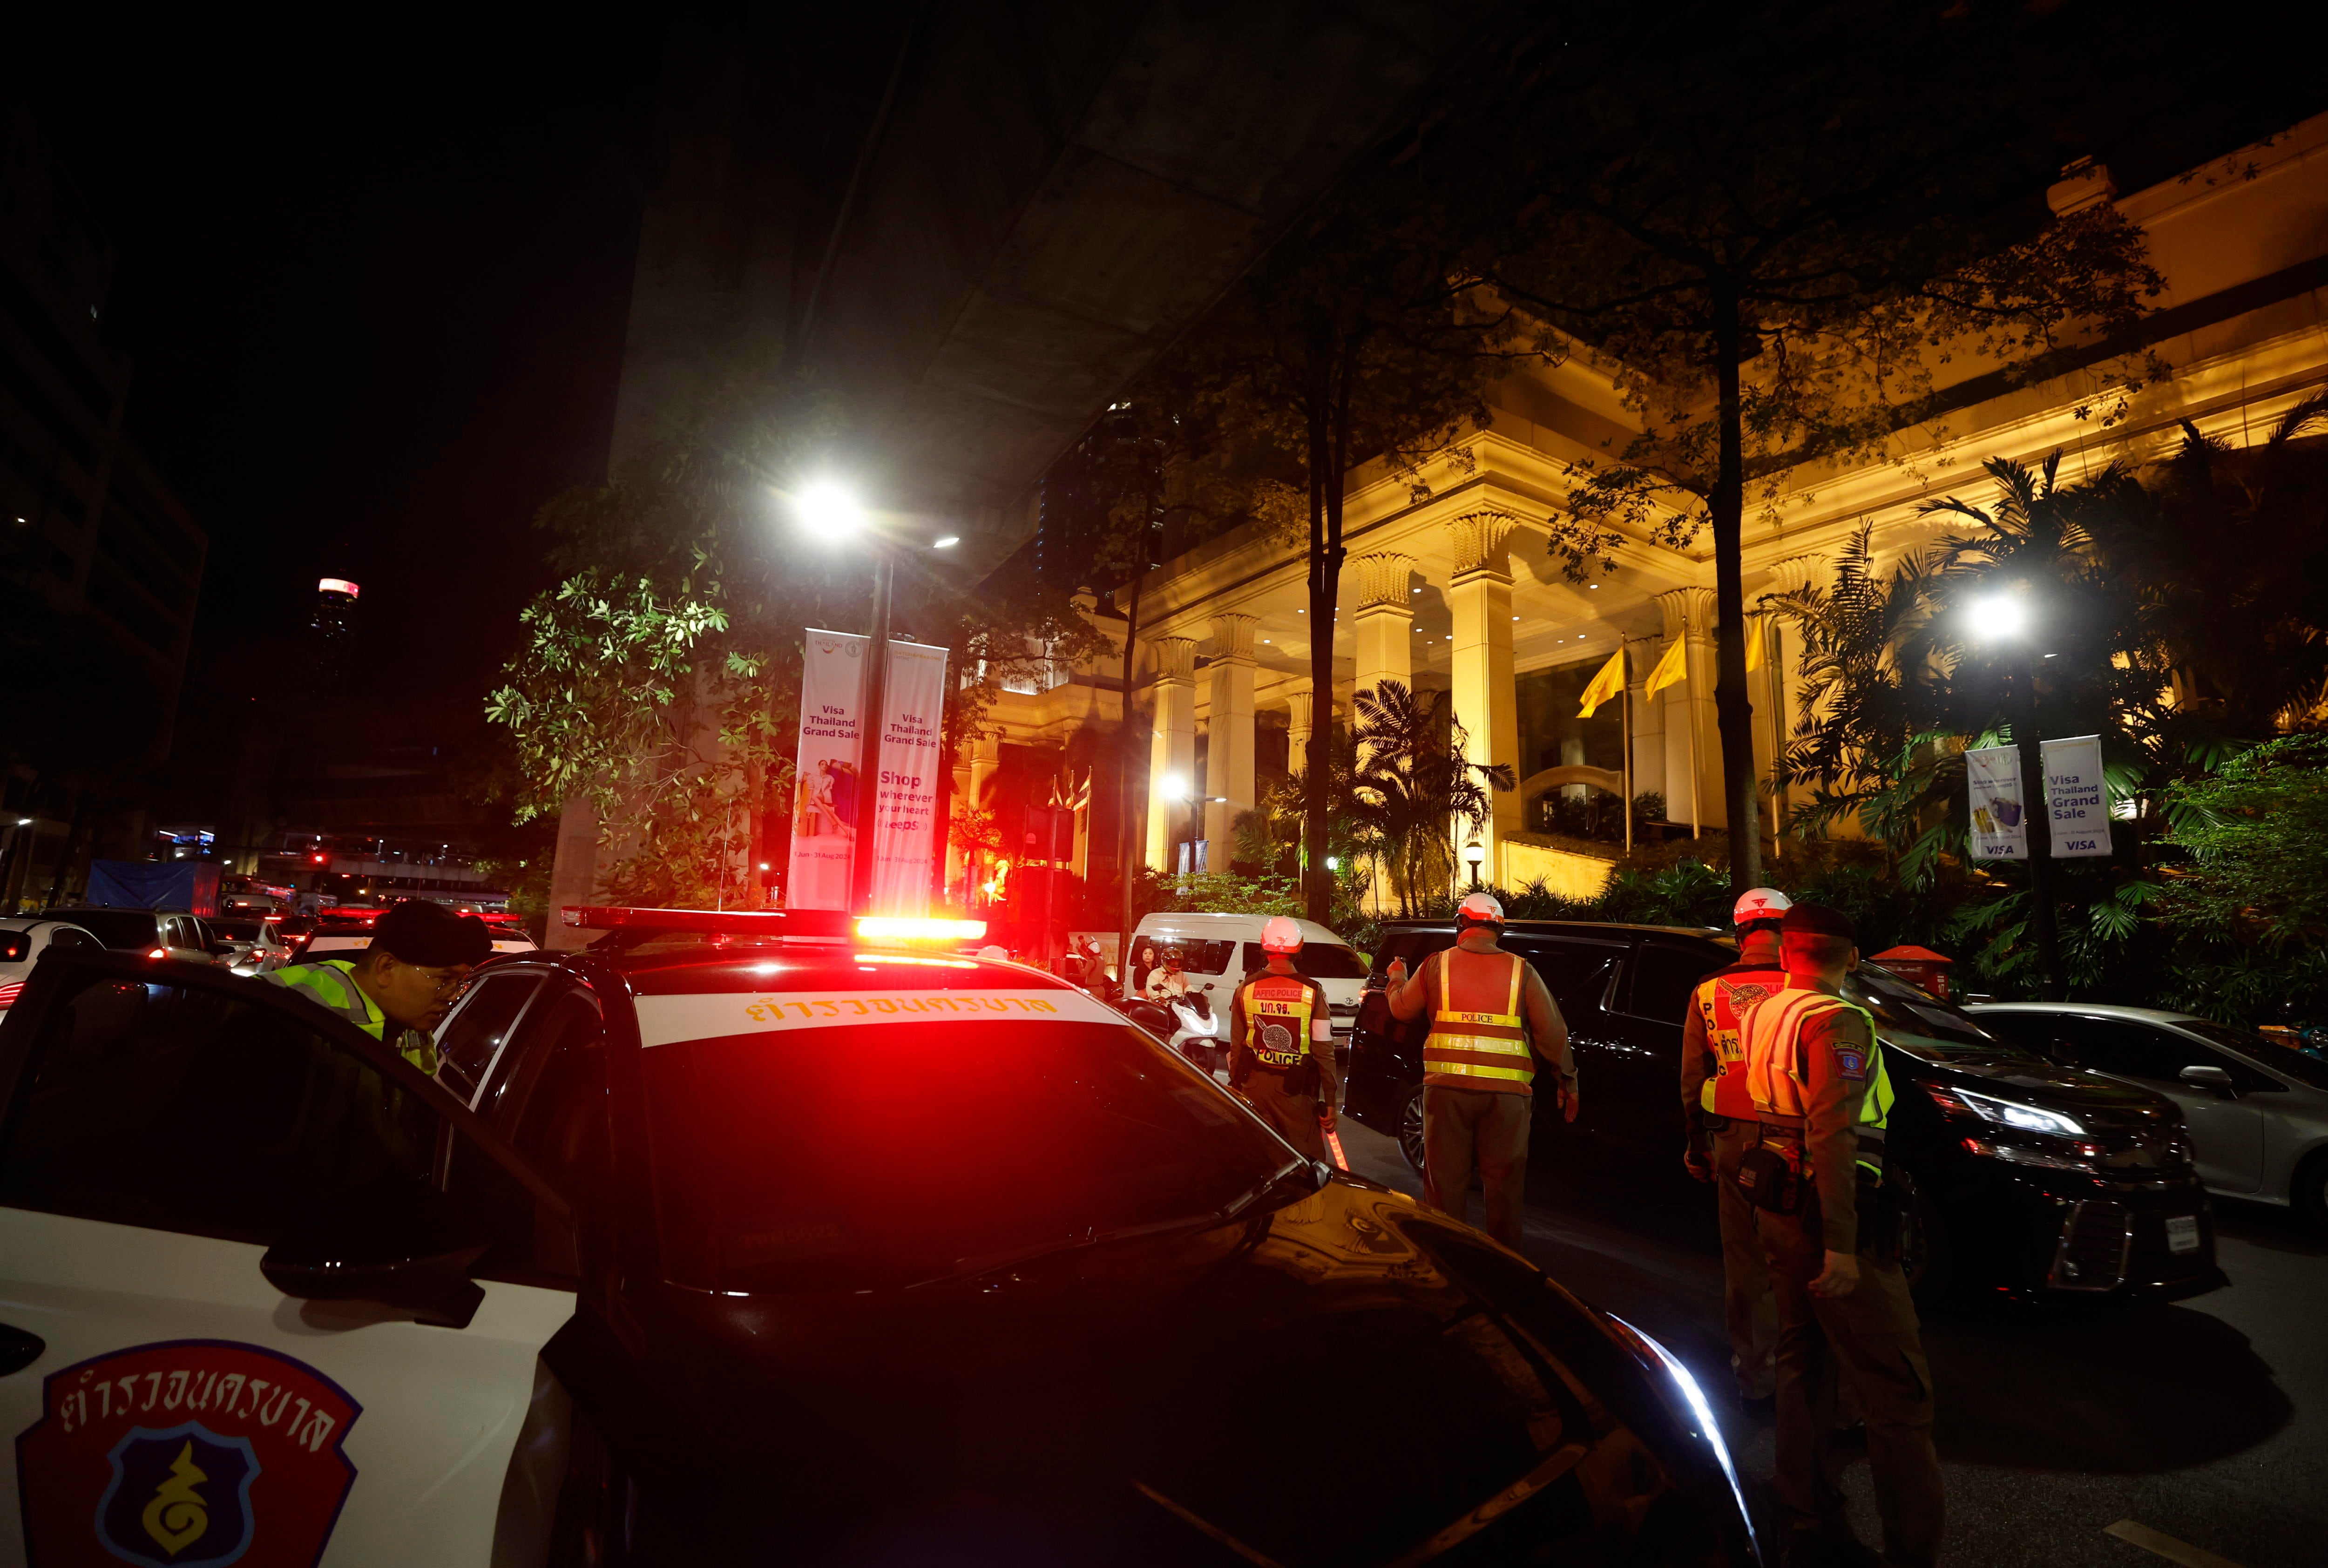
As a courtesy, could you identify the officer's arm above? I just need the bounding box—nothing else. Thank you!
[1309,980,1342,1109]
[1386,951,1431,1021]
[1800,1006,1874,1257]
[1679,998,1713,1160]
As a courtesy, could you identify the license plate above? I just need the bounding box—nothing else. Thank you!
[2166,1215,2200,1254]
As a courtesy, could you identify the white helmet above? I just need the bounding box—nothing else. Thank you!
[1733,887,1793,928]
[1456,891,1505,926]
[1260,915,1304,953]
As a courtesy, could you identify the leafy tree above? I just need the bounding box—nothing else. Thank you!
[1347,680,1513,917]
[2163,734,2328,951]
[1183,189,1533,922]
[488,372,1096,902]
[1450,0,2168,895]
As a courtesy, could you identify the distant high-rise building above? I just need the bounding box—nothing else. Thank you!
[311,576,359,687]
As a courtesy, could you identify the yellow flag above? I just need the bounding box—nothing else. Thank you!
[1746,617,1765,672]
[1644,635,1689,699]
[1577,649,1626,718]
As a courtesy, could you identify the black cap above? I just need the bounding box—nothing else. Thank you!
[370,900,494,967]
[1781,902,1856,942]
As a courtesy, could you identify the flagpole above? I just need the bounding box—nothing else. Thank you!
[1688,636,1701,840]
[1622,651,1634,857]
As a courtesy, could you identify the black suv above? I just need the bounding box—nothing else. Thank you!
[1345,919,2222,1299]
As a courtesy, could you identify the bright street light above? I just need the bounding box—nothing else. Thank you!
[932,535,959,549]
[793,481,866,536]
[1964,593,2029,642]
[1163,774,1190,801]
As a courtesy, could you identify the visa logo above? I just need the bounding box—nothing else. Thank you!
[2063,839,2099,851]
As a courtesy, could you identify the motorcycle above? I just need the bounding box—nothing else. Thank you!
[1119,983,1225,1076]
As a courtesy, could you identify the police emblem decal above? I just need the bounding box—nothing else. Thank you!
[1261,1022,1295,1053]
[14,1339,361,1568]
[1717,978,1775,1014]
[95,1423,260,1567]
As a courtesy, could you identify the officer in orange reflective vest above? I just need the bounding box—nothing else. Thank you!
[1740,902,1942,1568]
[1384,892,1574,1249]
[1228,916,1340,1162]
[1681,886,1793,1410]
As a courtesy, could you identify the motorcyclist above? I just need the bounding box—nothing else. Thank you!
[1144,945,1193,1004]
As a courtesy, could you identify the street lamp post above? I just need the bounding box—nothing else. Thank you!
[1463,838,1486,892]
[792,482,958,917]
[1967,590,2065,1001]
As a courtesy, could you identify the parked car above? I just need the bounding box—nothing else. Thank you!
[41,906,226,966]
[291,906,388,961]
[1345,919,2220,1299]
[0,917,106,1015]
[1970,1003,2328,1224]
[205,914,294,975]
[0,907,1763,1565]
[1128,912,1371,1040]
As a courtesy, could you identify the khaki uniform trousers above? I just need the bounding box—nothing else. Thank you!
[1710,1120,1780,1400]
[1422,1085,1530,1249]
[1243,1071,1327,1163]
[1757,1203,1945,1568]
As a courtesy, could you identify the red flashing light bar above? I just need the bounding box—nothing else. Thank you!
[318,577,360,599]
[560,907,986,943]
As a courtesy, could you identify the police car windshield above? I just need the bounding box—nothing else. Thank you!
[1848,965,2035,1060]
[640,999,1291,1294]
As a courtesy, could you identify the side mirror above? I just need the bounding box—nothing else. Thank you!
[260,1195,492,1328]
[2179,1064,2237,1098]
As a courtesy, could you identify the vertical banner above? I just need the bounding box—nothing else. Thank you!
[789,630,950,913]
[1966,743,2028,861]
[871,640,949,915]
[790,630,866,910]
[2042,734,2113,858]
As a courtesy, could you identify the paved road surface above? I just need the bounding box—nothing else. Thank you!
[1331,1114,2327,1568]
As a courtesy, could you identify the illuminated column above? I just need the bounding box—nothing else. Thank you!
[1348,552,1415,721]
[1204,614,1259,873]
[1626,632,1664,812]
[1144,636,1198,872]
[1656,588,1721,833]
[1446,513,1519,881]
[1286,690,1314,775]
[1763,556,1820,850]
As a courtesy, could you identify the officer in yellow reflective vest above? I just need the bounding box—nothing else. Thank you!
[1227,916,1340,1162]
[1681,886,1793,1410]
[1738,902,1939,1568]
[1384,892,1574,1249]
[266,900,494,1075]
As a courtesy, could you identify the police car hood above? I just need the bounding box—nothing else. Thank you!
[609,1176,1751,1565]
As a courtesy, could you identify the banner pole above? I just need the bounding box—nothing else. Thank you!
[850,549,895,916]
[1622,649,1633,857]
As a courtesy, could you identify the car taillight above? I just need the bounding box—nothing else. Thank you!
[146,947,169,960]
[0,981,23,1007]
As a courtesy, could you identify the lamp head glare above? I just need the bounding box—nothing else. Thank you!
[794,481,866,537]
[1965,594,2028,642]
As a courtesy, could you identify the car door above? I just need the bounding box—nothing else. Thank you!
[434,970,548,1109]
[1499,935,1628,1138]
[2051,1014,2272,1192]
[1594,938,1728,1151]
[0,954,579,1567]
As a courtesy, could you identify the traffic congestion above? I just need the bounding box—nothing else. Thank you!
[2,887,2319,1565]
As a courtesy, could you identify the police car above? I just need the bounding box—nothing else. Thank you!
[0,907,1761,1566]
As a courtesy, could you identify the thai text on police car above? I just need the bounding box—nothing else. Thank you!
[54,1362,341,1453]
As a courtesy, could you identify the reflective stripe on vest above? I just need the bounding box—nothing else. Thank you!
[265,960,441,1076]
[1693,966,1786,1116]
[1241,974,1318,1069]
[1741,988,1891,1175]
[1422,949,1533,1087]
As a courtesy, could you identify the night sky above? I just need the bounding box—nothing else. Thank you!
[11,14,669,713]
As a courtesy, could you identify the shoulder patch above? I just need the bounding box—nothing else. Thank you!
[1832,1047,1868,1081]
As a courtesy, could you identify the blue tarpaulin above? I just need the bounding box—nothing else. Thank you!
[83,860,222,916]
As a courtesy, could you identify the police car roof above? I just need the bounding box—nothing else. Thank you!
[511,939,1079,999]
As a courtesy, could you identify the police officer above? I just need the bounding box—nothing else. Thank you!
[1739,903,1939,1568]
[267,899,493,1074]
[1681,886,1793,1411]
[1227,916,1339,1162]
[1384,891,1575,1250]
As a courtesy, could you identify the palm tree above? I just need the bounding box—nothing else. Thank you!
[1347,680,1513,916]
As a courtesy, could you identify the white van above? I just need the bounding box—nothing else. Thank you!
[1127,912,1371,1040]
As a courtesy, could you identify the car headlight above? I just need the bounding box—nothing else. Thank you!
[1924,1083,2084,1137]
